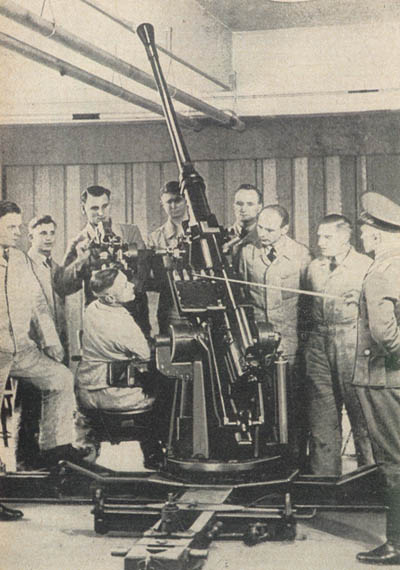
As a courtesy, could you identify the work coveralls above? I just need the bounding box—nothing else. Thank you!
[306,247,374,475]
[353,248,400,541]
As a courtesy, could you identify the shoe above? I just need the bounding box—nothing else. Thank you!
[0,503,24,521]
[40,444,92,468]
[357,541,400,565]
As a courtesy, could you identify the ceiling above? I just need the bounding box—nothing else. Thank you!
[195,0,400,31]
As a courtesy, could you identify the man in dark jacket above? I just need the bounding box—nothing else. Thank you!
[354,192,400,565]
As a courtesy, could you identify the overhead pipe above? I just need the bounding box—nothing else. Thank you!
[79,0,231,92]
[0,0,245,131]
[0,32,201,130]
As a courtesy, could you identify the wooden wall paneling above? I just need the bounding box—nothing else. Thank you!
[366,154,400,204]
[132,162,162,240]
[307,157,325,255]
[292,157,309,246]
[262,159,278,205]
[64,165,93,365]
[97,164,127,223]
[224,160,257,226]
[195,160,225,225]
[3,113,400,165]
[324,156,342,214]
[275,158,293,237]
[5,166,35,251]
[340,156,358,234]
[34,165,66,261]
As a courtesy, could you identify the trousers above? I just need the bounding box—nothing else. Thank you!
[0,346,75,451]
[306,325,374,475]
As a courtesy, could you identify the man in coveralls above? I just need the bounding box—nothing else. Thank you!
[354,192,400,565]
[306,214,374,475]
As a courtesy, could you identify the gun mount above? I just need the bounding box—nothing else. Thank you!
[136,23,291,482]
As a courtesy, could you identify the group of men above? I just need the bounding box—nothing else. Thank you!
[1,180,400,565]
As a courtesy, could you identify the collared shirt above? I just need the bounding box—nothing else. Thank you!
[76,299,150,390]
[0,247,61,353]
[238,234,311,356]
[147,218,184,250]
[306,247,372,327]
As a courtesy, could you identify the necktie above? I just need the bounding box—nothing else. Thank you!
[44,257,52,269]
[2,247,9,263]
[267,246,277,263]
[329,256,337,272]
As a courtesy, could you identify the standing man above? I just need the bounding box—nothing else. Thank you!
[0,201,88,518]
[238,204,311,465]
[61,185,151,338]
[223,184,263,265]
[354,193,400,565]
[147,181,188,335]
[17,214,69,470]
[305,214,374,476]
[28,214,67,353]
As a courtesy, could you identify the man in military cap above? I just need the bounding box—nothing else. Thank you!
[354,192,400,564]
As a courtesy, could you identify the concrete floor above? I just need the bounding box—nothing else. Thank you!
[1,503,386,570]
[1,410,384,569]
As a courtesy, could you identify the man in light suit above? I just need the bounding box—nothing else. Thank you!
[237,204,311,467]
[17,214,69,470]
[62,185,151,338]
[0,201,88,519]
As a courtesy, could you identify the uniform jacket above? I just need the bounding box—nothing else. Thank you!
[306,247,372,328]
[0,247,62,354]
[28,248,68,351]
[61,221,145,304]
[76,299,150,390]
[353,247,400,388]
[238,234,311,358]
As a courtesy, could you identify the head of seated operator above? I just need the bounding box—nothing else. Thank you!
[75,267,166,469]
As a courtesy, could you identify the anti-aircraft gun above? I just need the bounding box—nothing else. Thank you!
[137,23,292,482]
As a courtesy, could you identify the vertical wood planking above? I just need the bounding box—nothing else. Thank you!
[307,157,325,255]
[275,158,293,236]
[34,166,66,261]
[195,160,225,225]
[366,154,400,203]
[340,156,358,230]
[97,164,126,223]
[325,156,342,214]
[132,162,162,240]
[5,166,35,251]
[262,159,278,205]
[160,162,179,225]
[224,160,257,226]
[293,157,309,246]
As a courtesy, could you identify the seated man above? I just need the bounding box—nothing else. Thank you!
[75,267,168,468]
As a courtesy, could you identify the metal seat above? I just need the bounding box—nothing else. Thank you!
[80,406,154,446]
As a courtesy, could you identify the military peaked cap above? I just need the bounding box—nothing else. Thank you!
[358,192,400,232]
